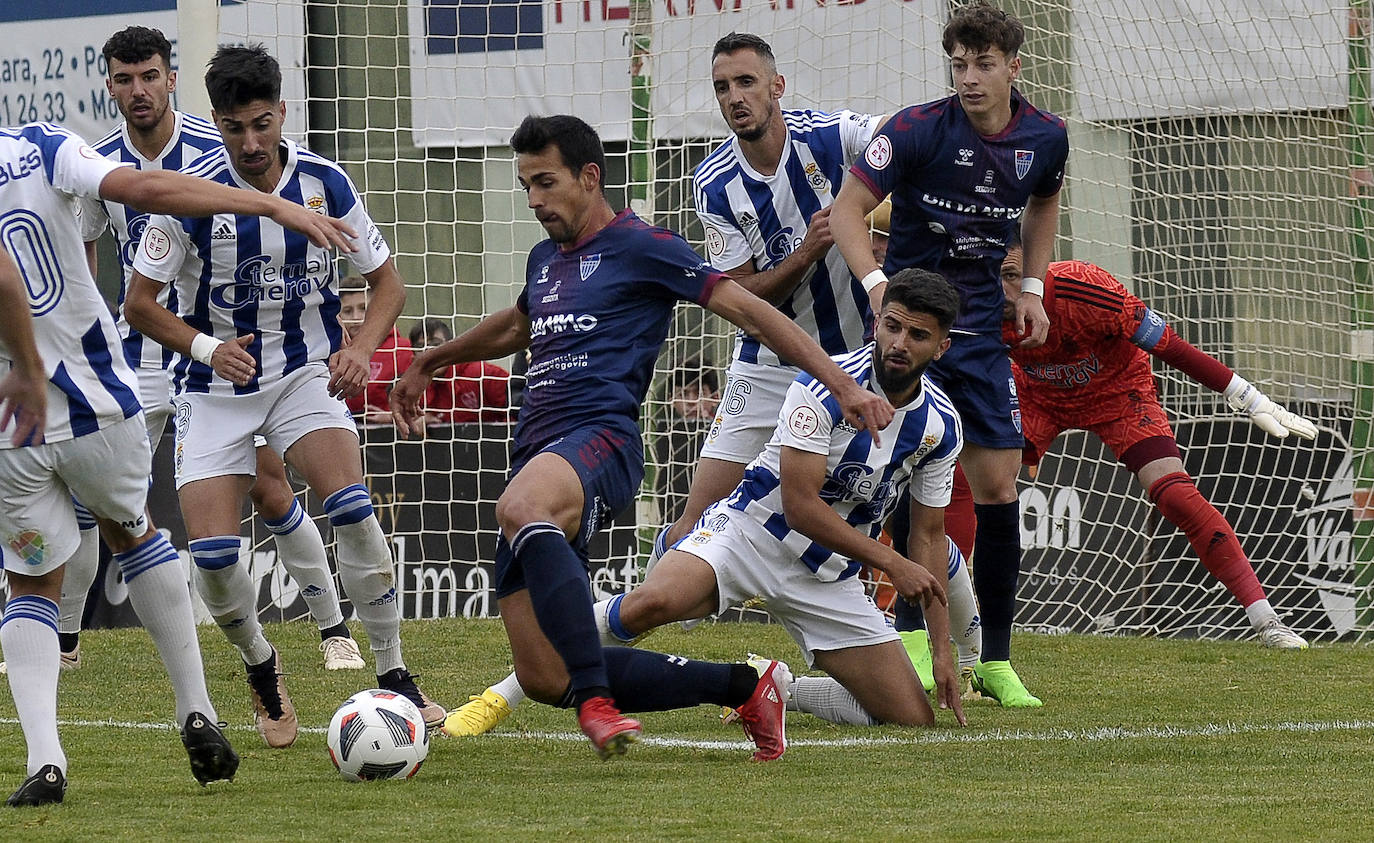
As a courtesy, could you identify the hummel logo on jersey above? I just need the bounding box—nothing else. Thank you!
[212,222,235,241]
[956,148,975,167]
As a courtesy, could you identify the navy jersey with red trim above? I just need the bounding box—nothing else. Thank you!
[514,209,724,458]
[850,90,1067,335]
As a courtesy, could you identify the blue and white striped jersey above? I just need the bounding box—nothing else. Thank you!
[79,111,223,371]
[0,123,141,448]
[131,139,390,396]
[725,344,963,582]
[693,108,881,367]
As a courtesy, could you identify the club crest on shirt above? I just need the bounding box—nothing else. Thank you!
[580,253,601,280]
[306,194,326,214]
[804,162,827,190]
[1015,149,1034,180]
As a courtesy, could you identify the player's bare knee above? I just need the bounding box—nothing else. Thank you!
[511,664,567,704]
[248,476,295,521]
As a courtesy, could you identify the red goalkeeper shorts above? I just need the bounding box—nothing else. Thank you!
[1020,379,1179,472]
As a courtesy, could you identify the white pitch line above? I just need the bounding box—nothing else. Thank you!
[3,717,1372,751]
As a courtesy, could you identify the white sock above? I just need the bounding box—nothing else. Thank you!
[490,671,526,707]
[57,524,99,637]
[189,537,274,666]
[116,533,217,724]
[947,540,982,668]
[644,524,670,576]
[325,486,403,674]
[787,675,876,726]
[264,500,344,630]
[1245,598,1279,630]
[1,595,67,775]
[593,595,639,645]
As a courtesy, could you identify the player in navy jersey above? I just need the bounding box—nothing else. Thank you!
[46,26,365,679]
[649,32,885,573]
[829,1,1067,707]
[0,118,354,804]
[392,114,894,760]
[124,45,442,749]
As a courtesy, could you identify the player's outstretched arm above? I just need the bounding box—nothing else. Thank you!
[705,278,893,443]
[0,246,45,446]
[907,497,966,726]
[830,177,887,317]
[97,168,357,253]
[778,446,946,608]
[392,306,530,438]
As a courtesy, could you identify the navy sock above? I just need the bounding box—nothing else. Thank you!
[881,492,927,633]
[973,501,1021,661]
[893,597,926,632]
[602,647,757,712]
[513,523,609,694]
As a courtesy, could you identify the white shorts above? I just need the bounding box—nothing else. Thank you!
[679,502,896,667]
[698,360,798,463]
[136,366,174,453]
[0,416,152,576]
[173,363,355,488]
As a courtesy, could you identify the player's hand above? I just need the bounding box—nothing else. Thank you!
[837,382,894,447]
[1224,376,1318,440]
[327,346,370,399]
[799,206,834,262]
[390,366,434,438]
[931,654,967,726]
[268,200,358,253]
[0,364,46,447]
[887,554,946,607]
[1014,291,1050,347]
[211,334,258,387]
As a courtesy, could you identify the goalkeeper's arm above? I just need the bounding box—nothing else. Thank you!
[1130,310,1317,440]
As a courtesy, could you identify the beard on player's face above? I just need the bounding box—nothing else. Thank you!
[734,100,775,143]
[875,355,927,397]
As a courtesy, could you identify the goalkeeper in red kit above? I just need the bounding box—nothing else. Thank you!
[941,238,1314,649]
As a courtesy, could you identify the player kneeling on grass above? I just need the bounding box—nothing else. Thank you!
[452,268,968,735]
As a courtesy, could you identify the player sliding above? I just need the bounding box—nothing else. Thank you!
[125,45,443,749]
[392,114,898,760]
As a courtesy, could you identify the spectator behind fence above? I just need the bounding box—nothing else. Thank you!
[654,357,720,521]
[408,318,512,424]
[340,276,413,426]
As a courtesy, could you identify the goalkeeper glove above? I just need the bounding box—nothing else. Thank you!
[1223,375,1317,441]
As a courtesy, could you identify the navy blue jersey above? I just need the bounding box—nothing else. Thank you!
[514,209,723,462]
[850,89,1067,335]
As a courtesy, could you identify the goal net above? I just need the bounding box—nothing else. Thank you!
[16,0,1368,642]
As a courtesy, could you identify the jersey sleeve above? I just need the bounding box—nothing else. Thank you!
[848,105,930,200]
[48,127,127,200]
[1032,128,1069,198]
[635,229,725,305]
[75,196,110,242]
[907,439,960,508]
[329,171,390,276]
[692,179,753,271]
[131,214,192,285]
[774,380,835,457]
[837,110,883,167]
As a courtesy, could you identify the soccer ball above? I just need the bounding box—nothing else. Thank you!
[326,689,429,781]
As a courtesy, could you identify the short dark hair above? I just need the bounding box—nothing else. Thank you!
[205,44,282,113]
[102,26,173,70]
[338,276,368,296]
[409,318,454,348]
[942,2,1025,57]
[1006,226,1022,251]
[712,32,776,69]
[670,356,719,396]
[510,115,608,191]
[883,268,961,330]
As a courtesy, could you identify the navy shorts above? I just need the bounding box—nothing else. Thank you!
[494,424,644,598]
[927,332,1024,450]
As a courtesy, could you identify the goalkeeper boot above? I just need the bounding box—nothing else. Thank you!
[971,660,1043,708]
[898,629,935,692]
[577,696,641,760]
[6,765,65,807]
[246,648,298,748]
[442,687,513,737]
[378,667,447,731]
[181,712,239,785]
[734,654,792,762]
[1257,618,1309,650]
[319,635,366,670]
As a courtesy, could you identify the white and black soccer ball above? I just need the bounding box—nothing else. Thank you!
[326,689,429,781]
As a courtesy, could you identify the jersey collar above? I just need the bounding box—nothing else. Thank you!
[867,347,926,412]
[121,109,185,167]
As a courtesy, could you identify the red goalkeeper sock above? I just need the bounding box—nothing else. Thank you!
[1148,472,1266,607]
